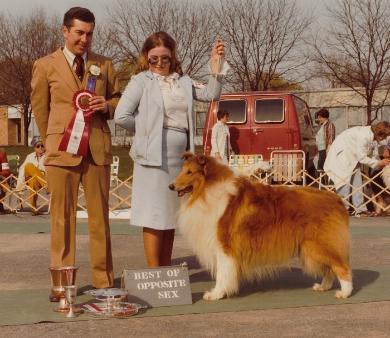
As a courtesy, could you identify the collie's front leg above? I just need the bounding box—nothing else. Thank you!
[203,252,239,301]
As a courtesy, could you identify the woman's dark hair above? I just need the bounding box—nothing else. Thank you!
[63,7,95,28]
[217,110,229,120]
[135,31,182,75]
[371,121,390,140]
[316,108,330,119]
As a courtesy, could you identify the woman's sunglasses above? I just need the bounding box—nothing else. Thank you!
[35,144,45,149]
[148,55,171,66]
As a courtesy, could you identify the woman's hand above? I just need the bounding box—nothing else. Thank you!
[210,39,225,74]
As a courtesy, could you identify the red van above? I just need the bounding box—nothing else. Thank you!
[203,92,316,162]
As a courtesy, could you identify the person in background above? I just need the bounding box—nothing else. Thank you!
[315,108,335,171]
[383,138,390,159]
[0,148,11,214]
[211,110,232,164]
[115,31,228,267]
[15,138,46,215]
[31,7,121,299]
[324,121,390,216]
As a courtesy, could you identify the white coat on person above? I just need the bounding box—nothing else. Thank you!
[324,126,380,190]
[210,120,231,164]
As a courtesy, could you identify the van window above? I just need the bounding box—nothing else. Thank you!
[293,96,312,128]
[218,100,246,123]
[255,99,284,123]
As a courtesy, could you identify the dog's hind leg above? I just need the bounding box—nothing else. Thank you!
[203,251,239,301]
[332,264,353,299]
[313,268,334,292]
[300,242,343,295]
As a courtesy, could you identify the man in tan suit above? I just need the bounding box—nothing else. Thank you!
[31,7,120,298]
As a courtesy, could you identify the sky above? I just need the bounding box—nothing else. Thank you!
[0,0,333,22]
[0,0,109,20]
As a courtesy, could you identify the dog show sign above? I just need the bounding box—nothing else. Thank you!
[122,264,192,307]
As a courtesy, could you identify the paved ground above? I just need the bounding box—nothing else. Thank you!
[0,213,390,337]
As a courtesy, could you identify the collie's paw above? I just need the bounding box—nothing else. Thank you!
[335,280,353,299]
[335,290,351,299]
[203,289,225,301]
[312,283,331,292]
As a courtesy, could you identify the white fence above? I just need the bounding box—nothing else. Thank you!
[0,175,132,214]
[1,151,389,215]
[230,151,389,215]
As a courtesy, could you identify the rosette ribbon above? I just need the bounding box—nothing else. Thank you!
[58,67,99,156]
[58,90,95,156]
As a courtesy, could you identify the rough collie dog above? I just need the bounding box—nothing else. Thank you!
[370,166,390,215]
[169,153,353,301]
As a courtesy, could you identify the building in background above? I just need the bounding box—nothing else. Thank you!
[0,105,24,146]
[296,88,390,136]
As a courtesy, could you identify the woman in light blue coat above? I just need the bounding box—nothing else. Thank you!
[115,31,228,267]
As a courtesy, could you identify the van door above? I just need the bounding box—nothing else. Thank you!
[218,99,251,154]
[251,98,289,160]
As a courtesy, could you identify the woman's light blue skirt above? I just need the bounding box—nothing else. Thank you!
[130,128,187,230]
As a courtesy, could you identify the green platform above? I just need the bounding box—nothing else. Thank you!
[0,266,388,326]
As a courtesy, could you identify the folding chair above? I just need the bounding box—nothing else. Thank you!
[270,150,306,186]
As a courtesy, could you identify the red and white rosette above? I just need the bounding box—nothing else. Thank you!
[58,90,95,156]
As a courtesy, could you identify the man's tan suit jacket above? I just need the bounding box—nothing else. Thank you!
[31,48,121,167]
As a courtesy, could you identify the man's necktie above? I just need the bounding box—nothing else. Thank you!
[74,56,84,81]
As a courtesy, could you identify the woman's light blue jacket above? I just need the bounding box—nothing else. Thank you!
[114,70,224,166]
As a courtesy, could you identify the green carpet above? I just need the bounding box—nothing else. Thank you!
[0,267,387,326]
[0,221,142,236]
[0,221,389,238]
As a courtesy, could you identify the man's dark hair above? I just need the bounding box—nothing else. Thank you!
[371,121,390,139]
[63,7,95,28]
[217,110,229,120]
[316,108,330,119]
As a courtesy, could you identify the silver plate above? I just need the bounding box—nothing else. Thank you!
[84,288,128,299]
[82,302,145,318]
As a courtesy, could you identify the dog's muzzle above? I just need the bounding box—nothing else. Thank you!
[168,183,193,197]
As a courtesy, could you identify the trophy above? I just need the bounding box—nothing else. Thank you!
[64,285,78,318]
[49,266,78,312]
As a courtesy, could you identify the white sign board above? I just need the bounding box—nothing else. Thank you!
[122,265,192,308]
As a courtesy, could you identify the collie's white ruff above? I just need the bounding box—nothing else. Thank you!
[177,181,240,300]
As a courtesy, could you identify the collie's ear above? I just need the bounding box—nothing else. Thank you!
[182,152,195,161]
[197,154,208,166]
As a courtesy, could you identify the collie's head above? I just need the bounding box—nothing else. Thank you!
[169,152,234,199]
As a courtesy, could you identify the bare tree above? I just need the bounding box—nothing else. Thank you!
[92,24,122,63]
[213,0,311,91]
[312,0,390,124]
[108,0,217,79]
[0,10,61,144]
